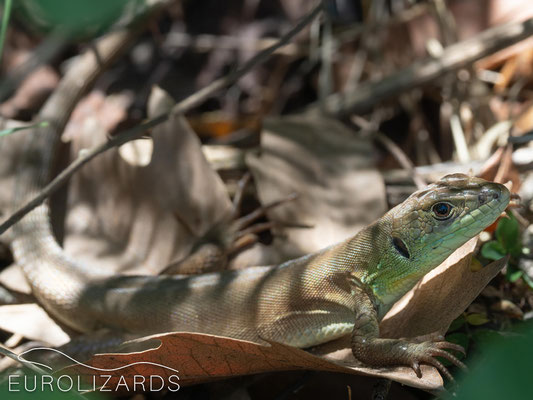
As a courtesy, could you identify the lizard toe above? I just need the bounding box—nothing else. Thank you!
[410,361,422,378]
[434,341,466,355]
[427,357,454,382]
[429,347,467,370]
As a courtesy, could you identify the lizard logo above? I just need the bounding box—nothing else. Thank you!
[7,347,180,393]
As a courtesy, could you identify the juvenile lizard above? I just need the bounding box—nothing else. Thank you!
[11,128,510,380]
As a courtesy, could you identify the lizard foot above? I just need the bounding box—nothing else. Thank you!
[351,331,466,382]
[405,340,466,381]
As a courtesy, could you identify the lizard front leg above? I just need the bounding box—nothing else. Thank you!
[350,290,466,380]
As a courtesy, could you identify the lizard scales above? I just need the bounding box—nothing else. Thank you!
[11,130,509,376]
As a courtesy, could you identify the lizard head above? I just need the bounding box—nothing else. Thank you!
[390,173,510,266]
[369,174,510,310]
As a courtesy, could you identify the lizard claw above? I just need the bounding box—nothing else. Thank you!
[411,340,467,381]
[410,361,422,378]
[434,340,467,356]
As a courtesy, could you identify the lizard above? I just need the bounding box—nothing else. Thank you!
[3,3,511,381]
[10,120,510,380]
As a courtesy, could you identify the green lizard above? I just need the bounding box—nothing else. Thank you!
[11,148,510,380]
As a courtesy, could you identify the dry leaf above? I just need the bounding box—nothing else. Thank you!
[0,304,70,346]
[380,238,509,338]
[61,332,443,392]
[0,264,31,294]
[62,86,233,275]
[63,91,132,142]
[0,65,59,118]
[479,145,521,191]
[246,113,386,261]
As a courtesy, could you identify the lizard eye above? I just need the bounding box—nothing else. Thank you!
[432,202,453,220]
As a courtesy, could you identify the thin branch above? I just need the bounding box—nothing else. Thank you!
[351,115,426,190]
[0,344,47,375]
[0,4,323,236]
[0,32,68,103]
[163,32,306,56]
[319,16,533,116]
[375,131,427,190]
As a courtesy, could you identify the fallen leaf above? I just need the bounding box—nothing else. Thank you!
[490,299,524,318]
[62,91,132,142]
[0,304,70,346]
[118,137,154,167]
[0,263,31,294]
[0,65,59,118]
[479,145,521,192]
[61,86,233,275]
[515,102,533,133]
[61,332,443,392]
[246,113,387,261]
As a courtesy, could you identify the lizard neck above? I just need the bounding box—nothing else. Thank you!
[341,217,433,319]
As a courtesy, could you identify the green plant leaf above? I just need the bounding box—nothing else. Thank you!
[522,272,533,290]
[448,322,533,400]
[465,313,490,326]
[506,267,523,283]
[481,240,506,261]
[495,213,521,256]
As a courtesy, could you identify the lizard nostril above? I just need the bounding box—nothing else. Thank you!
[493,192,499,200]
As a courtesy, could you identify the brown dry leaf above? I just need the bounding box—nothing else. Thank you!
[380,238,509,338]
[63,91,132,142]
[479,145,521,191]
[0,65,59,118]
[62,332,443,392]
[62,86,233,275]
[246,113,386,261]
[516,103,533,134]
[494,48,533,93]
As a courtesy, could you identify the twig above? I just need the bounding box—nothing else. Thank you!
[351,115,426,190]
[376,131,427,190]
[3,1,172,236]
[319,16,533,116]
[163,32,306,56]
[0,31,68,103]
[0,4,323,236]
[0,344,47,375]
[333,0,429,48]
[318,4,333,109]
[450,112,470,163]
